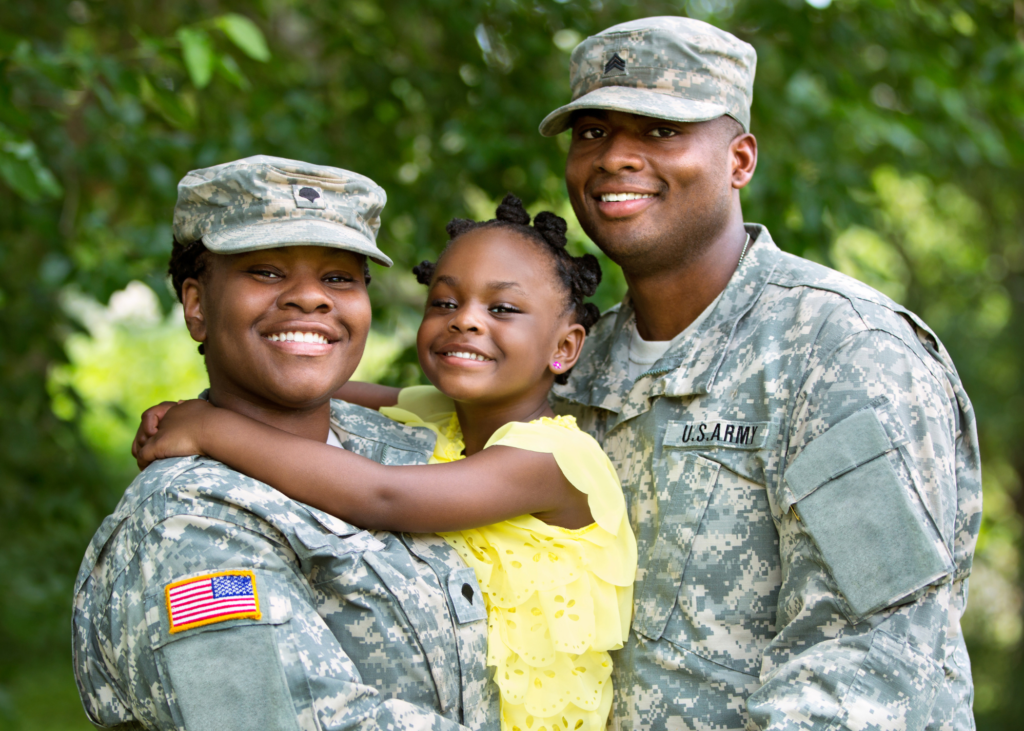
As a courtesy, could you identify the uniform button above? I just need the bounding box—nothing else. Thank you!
[462,583,475,603]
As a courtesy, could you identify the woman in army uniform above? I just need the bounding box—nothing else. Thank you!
[73,155,497,731]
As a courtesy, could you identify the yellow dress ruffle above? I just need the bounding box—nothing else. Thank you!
[381,386,637,731]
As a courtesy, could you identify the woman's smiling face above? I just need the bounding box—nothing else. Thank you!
[416,228,580,409]
[183,245,371,411]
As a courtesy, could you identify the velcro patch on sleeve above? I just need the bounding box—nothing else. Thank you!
[166,570,261,634]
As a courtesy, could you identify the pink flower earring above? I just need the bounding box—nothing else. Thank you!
[552,361,562,371]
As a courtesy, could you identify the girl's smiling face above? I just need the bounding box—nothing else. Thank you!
[416,227,585,410]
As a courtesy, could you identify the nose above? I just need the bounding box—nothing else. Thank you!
[280,271,332,313]
[594,129,646,174]
[448,303,485,333]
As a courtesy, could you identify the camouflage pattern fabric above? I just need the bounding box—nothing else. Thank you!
[173,155,392,266]
[552,225,981,731]
[73,399,498,731]
[539,17,756,136]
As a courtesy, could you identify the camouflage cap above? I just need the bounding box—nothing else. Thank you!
[539,16,756,136]
[173,155,392,266]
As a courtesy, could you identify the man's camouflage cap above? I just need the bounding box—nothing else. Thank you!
[173,155,392,266]
[539,16,756,136]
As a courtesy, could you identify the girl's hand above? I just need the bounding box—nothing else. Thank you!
[131,401,180,469]
[135,399,215,469]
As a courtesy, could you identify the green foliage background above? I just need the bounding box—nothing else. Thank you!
[1,0,1021,728]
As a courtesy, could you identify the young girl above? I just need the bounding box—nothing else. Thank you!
[135,195,637,731]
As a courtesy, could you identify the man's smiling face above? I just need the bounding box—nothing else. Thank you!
[565,110,748,277]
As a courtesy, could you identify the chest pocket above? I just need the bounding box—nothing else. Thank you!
[631,452,719,640]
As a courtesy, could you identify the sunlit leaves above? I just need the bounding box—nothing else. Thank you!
[830,225,909,303]
[176,27,214,89]
[137,75,195,129]
[0,123,62,202]
[170,14,269,92]
[213,13,271,63]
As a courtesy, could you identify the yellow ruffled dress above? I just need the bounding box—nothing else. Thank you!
[380,386,637,731]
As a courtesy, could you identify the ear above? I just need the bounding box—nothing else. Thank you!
[730,133,758,190]
[181,278,207,347]
[550,322,587,376]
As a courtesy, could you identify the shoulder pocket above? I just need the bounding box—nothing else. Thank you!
[145,568,300,731]
[783,405,953,622]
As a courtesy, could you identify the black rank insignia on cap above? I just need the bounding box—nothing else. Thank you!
[604,53,626,74]
[293,184,326,209]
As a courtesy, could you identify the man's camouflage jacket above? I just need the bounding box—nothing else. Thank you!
[553,224,981,731]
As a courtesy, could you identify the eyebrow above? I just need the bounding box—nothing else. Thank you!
[487,280,526,294]
[433,275,526,295]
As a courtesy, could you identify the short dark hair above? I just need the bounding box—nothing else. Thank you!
[412,194,602,385]
[168,239,211,303]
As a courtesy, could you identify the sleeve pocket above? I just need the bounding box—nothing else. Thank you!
[160,624,302,731]
[783,407,953,622]
[146,569,300,731]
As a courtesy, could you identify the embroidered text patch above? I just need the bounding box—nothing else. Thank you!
[166,570,261,633]
[664,419,770,450]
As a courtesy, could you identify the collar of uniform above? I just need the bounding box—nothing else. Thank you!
[657,223,780,398]
[330,398,438,456]
[553,224,780,413]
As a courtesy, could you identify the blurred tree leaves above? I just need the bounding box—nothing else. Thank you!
[0,0,1022,728]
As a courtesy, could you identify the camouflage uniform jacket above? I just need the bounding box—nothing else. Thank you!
[552,225,981,731]
[73,399,497,731]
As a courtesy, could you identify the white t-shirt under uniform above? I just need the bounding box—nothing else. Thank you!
[627,292,722,381]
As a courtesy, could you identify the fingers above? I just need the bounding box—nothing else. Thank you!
[144,401,178,435]
[133,401,182,471]
[136,447,154,470]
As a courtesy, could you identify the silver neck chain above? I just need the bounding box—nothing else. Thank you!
[737,233,752,266]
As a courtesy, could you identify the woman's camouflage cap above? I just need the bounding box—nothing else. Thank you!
[539,16,756,136]
[172,155,392,266]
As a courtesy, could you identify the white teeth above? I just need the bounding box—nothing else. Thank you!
[600,192,654,202]
[445,351,489,362]
[268,332,328,344]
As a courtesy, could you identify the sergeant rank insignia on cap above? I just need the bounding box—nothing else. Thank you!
[165,569,261,633]
[604,53,626,74]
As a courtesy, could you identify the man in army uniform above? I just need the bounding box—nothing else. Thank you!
[73,156,497,730]
[542,17,981,730]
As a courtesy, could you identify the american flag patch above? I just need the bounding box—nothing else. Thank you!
[165,570,261,633]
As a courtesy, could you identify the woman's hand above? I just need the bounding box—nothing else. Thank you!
[135,399,216,469]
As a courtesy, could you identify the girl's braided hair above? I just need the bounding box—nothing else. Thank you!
[412,194,602,384]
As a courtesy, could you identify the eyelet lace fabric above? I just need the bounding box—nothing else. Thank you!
[380,386,637,731]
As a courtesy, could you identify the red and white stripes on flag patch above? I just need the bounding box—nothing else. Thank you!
[165,569,261,633]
